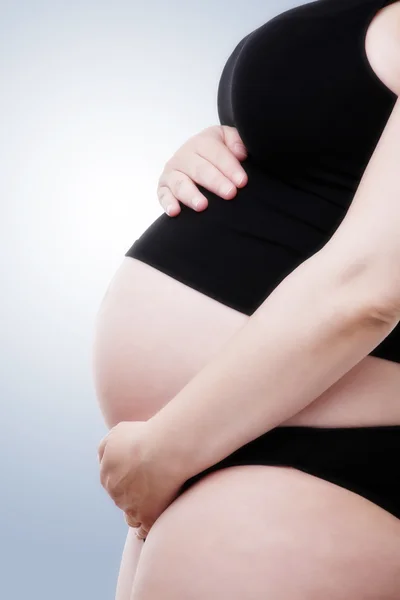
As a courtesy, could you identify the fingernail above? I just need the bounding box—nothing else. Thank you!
[233,172,245,186]
[221,183,234,196]
[234,143,247,156]
[193,198,202,209]
[166,204,174,216]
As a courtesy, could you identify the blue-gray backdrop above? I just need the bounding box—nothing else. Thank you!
[1,1,303,598]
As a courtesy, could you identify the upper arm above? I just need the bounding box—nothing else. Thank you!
[365,1,400,95]
[323,2,400,320]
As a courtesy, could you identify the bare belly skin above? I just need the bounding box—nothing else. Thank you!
[92,256,400,430]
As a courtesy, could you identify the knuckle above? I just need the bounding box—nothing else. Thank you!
[171,175,186,196]
[194,135,210,155]
[157,185,168,200]
[209,170,222,189]
[208,125,223,141]
[99,470,107,489]
[193,161,206,182]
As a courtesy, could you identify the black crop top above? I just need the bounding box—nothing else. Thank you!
[126,0,400,363]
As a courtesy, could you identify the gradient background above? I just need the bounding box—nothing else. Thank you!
[1,0,304,597]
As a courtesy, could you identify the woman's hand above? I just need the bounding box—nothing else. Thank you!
[97,421,185,541]
[157,125,248,216]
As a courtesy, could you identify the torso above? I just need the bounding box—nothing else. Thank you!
[93,256,400,430]
[94,0,400,431]
[94,3,400,596]
[95,256,400,600]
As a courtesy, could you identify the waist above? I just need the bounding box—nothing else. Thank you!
[126,160,400,363]
[128,169,333,315]
[282,353,400,428]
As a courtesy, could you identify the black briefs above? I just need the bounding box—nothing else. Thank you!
[177,425,400,520]
[129,0,400,534]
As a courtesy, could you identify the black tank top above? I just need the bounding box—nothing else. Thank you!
[126,0,399,363]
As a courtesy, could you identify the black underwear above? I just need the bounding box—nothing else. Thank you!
[176,425,400,520]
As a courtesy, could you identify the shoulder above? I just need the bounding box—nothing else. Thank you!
[365,1,400,94]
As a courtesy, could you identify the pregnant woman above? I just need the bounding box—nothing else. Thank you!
[93,0,400,598]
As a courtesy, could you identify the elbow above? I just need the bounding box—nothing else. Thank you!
[347,273,400,327]
[353,267,400,326]
[320,247,400,327]
[364,290,400,326]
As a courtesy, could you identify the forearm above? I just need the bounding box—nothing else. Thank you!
[147,248,398,481]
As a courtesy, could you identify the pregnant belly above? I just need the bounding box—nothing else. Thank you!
[92,256,400,429]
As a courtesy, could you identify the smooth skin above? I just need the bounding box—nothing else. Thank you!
[156,124,249,216]
[94,3,400,599]
[97,257,400,600]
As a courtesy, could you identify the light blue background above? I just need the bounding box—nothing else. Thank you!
[1,1,303,598]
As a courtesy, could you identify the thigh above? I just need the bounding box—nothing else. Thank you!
[131,465,400,600]
[115,528,145,600]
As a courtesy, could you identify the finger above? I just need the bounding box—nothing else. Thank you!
[125,512,141,528]
[167,159,237,206]
[194,134,248,190]
[158,161,214,209]
[159,169,212,211]
[135,525,149,541]
[156,186,182,217]
[221,125,248,160]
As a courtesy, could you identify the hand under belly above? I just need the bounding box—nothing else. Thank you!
[92,256,400,429]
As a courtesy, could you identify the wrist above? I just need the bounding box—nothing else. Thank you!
[145,413,197,485]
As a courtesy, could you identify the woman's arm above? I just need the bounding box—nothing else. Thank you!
[145,10,400,482]
[147,242,397,480]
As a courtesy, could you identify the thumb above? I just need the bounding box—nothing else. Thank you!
[221,125,247,159]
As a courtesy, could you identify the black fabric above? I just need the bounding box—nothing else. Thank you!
[178,425,400,520]
[126,0,400,522]
[126,0,400,362]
